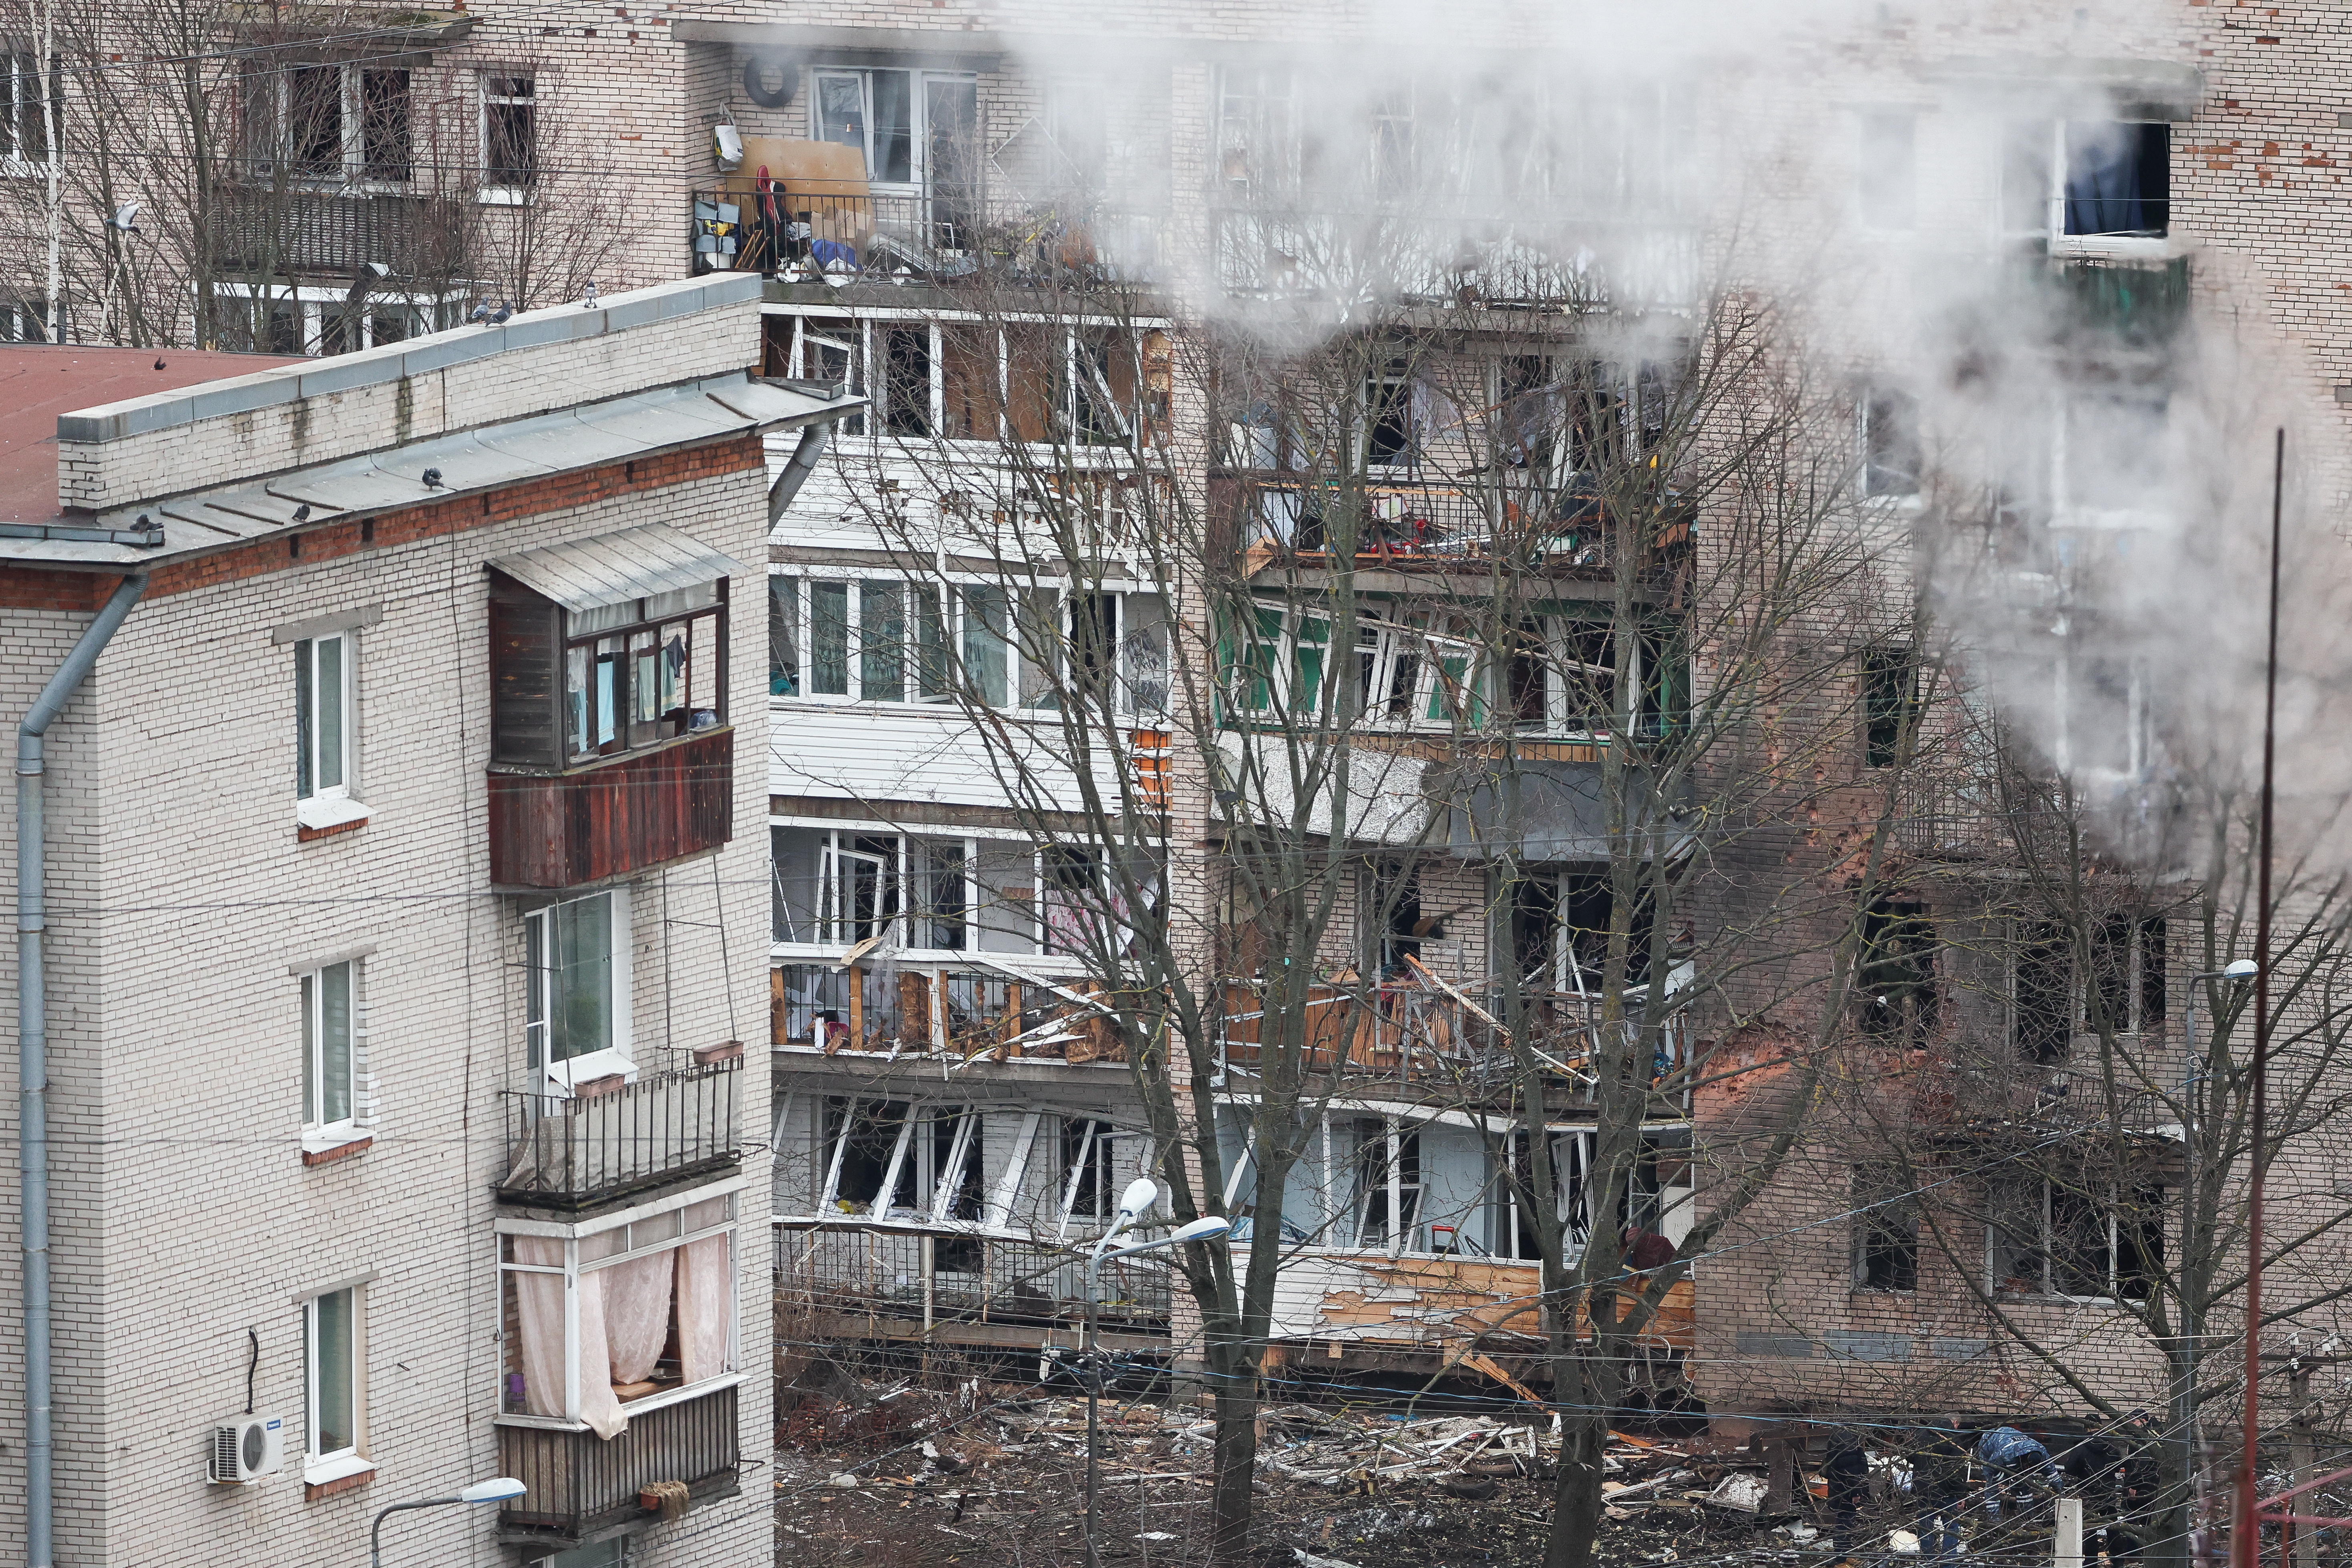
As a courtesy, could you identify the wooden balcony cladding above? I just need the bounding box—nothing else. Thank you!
[488,728,734,889]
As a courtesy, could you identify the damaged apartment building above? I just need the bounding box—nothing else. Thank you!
[749,22,1711,1401]
[738,2,2319,1447]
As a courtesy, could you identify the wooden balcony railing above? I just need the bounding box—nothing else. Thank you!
[488,726,733,889]
[497,1383,739,1548]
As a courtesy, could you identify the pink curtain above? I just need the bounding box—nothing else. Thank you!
[675,1234,732,1385]
[601,1251,674,1389]
[511,1238,626,1439]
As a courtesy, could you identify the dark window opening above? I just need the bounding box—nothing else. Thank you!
[1864,389,1921,498]
[918,841,967,951]
[2065,121,2169,238]
[485,75,538,188]
[883,326,932,436]
[288,64,342,177]
[828,1099,913,1209]
[1373,861,1431,976]
[1365,360,1413,467]
[1858,900,1938,1046]
[2014,925,2073,1063]
[1558,620,1618,732]
[2088,913,2167,1033]
[1060,1118,1111,1222]
[1854,1165,1919,1291]
[1508,619,1548,728]
[1862,644,1918,768]
[1354,1125,1422,1248]
[360,68,411,181]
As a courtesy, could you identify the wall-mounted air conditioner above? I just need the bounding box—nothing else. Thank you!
[209,1415,283,1485]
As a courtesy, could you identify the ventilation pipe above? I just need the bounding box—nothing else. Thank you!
[767,420,830,526]
[18,571,143,1568]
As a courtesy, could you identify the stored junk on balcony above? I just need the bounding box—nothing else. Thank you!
[499,1056,742,1211]
[487,524,740,888]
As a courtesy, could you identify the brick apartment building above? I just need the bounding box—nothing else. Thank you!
[0,276,858,1565]
[6,0,2352,1527]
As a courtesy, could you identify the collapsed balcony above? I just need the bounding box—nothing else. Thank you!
[772,962,1135,1064]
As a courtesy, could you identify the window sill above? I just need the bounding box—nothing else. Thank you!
[477,187,533,207]
[547,1049,636,1093]
[304,1455,374,1499]
[296,796,372,841]
[301,1133,373,1167]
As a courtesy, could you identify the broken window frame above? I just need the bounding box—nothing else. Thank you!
[814,1098,991,1224]
[1985,1177,2165,1303]
[1856,899,1938,1047]
[1860,642,1919,768]
[773,310,1165,449]
[808,63,978,203]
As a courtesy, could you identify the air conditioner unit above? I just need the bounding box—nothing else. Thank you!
[209,1415,283,1485]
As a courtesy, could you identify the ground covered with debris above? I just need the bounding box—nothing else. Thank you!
[772,1375,2020,1567]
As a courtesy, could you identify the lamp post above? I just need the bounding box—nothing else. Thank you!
[368,1476,526,1566]
[1080,1178,1230,1568]
[2181,958,2259,1568]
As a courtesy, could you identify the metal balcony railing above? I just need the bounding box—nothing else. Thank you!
[692,185,1162,282]
[776,1224,1172,1331]
[498,1383,739,1546]
[203,181,468,279]
[498,1057,741,1212]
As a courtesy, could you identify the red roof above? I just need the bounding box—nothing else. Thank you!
[0,346,304,525]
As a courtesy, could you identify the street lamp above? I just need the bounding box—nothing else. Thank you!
[2180,958,2259,1568]
[368,1477,526,1566]
[1079,1176,1230,1568]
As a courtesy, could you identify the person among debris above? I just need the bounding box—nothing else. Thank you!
[1620,1225,1675,1271]
[1976,1425,2063,1522]
[1825,1432,1873,1566]
[1912,1419,1974,1566]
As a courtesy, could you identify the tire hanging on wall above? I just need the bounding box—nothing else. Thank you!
[743,55,797,109]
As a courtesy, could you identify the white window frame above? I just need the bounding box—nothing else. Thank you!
[524,889,634,1093]
[303,1284,368,1481]
[264,61,412,191]
[478,71,537,205]
[807,64,977,198]
[301,958,362,1145]
[772,574,1165,716]
[2011,119,2172,259]
[495,1182,744,1430]
[295,629,352,803]
[214,282,453,358]
[0,45,56,177]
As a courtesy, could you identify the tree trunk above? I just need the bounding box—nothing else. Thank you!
[1210,1367,1259,1564]
[1546,1351,1616,1568]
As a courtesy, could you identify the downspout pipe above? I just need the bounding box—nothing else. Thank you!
[767,420,829,527]
[19,572,143,1568]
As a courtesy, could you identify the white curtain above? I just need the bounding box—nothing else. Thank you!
[511,1237,627,1440]
[602,1250,675,1389]
[675,1233,733,1385]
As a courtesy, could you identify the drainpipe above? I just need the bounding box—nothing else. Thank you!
[767,420,829,527]
[18,572,143,1568]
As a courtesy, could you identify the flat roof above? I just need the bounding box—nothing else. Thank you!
[0,346,302,528]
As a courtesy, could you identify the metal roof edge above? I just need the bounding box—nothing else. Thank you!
[55,275,764,446]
